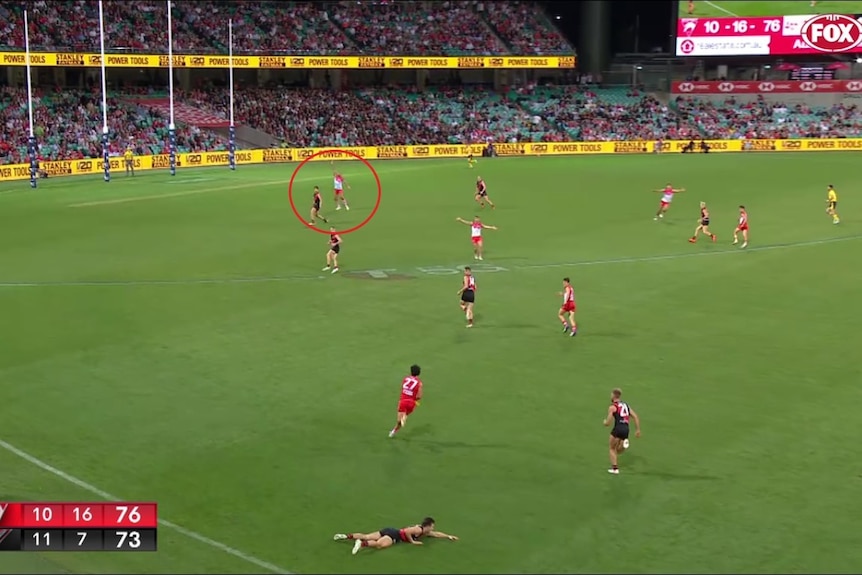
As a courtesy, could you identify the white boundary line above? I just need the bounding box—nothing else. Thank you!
[703,0,739,16]
[67,164,438,208]
[0,235,858,288]
[0,439,292,574]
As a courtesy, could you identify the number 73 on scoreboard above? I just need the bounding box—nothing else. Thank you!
[0,502,157,551]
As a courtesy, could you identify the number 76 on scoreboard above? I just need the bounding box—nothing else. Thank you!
[0,502,157,551]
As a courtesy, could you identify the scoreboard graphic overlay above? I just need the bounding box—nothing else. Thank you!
[676,2,862,56]
[0,503,157,551]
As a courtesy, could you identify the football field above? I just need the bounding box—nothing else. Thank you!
[681,0,862,17]
[0,152,860,574]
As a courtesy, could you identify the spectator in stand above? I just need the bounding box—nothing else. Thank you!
[0,87,226,165]
[330,1,505,54]
[479,1,573,55]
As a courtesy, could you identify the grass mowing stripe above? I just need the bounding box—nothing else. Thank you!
[0,234,857,288]
[67,163,444,208]
[0,439,294,574]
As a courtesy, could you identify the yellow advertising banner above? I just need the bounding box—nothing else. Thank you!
[0,52,576,69]
[0,138,857,182]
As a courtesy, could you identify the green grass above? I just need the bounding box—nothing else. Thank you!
[680,0,862,17]
[0,152,861,574]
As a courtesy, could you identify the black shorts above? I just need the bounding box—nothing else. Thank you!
[379,527,401,544]
[330,245,340,254]
[313,202,321,211]
[611,424,629,440]
[829,201,837,210]
[461,289,475,303]
[477,191,487,197]
[701,218,710,226]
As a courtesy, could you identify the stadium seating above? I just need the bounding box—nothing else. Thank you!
[0,87,226,164]
[5,84,862,163]
[673,96,862,139]
[0,1,570,55]
[479,1,573,55]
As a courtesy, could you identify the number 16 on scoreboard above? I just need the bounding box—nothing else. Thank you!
[0,502,157,552]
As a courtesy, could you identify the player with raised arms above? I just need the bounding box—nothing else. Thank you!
[654,183,685,220]
[333,171,350,211]
[322,227,341,274]
[389,364,423,438]
[558,277,577,337]
[732,205,749,248]
[309,186,328,225]
[689,201,716,243]
[457,266,477,328]
[603,388,641,475]
[333,517,458,555]
[456,216,497,261]
[475,176,495,209]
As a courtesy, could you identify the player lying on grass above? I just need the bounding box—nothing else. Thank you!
[334,517,458,555]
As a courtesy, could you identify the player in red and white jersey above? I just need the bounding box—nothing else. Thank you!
[474,176,495,209]
[653,183,685,220]
[389,364,423,438]
[732,205,749,248]
[456,216,497,260]
[603,388,641,475]
[333,172,350,211]
[557,277,577,337]
[333,517,458,555]
[457,266,477,328]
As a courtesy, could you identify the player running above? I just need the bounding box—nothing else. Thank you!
[322,227,341,273]
[732,205,749,248]
[456,216,497,261]
[475,177,495,209]
[467,152,476,169]
[389,364,423,438]
[333,172,350,211]
[333,517,458,555]
[309,186,328,225]
[826,185,839,224]
[653,183,685,220]
[457,267,477,328]
[603,388,641,475]
[689,201,716,243]
[558,277,577,337]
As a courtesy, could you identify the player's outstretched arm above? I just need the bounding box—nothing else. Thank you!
[456,217,470,225]
[429,530,458,541]
[482,224,497,230]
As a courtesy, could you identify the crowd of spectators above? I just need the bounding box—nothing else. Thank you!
[3,85,862,163]
[0,87,225,164]
[0,0,570,56]
[329,1,505,55]
[479,1,574,55]
[674,96,862,139]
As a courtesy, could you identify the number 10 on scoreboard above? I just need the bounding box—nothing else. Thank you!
[0,502,157,552]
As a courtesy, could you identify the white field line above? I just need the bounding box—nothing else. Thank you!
[0,235,858,289]
[67,164,436,208]
[703,1,739,16]
[0,438,293,574]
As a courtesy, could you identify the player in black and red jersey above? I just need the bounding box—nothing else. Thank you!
[322,227,340,274]
[474,177,495,209]
[603,388,641,475]
[689,201,715,243]
[309,186,328,225]
[333,517,458,555]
